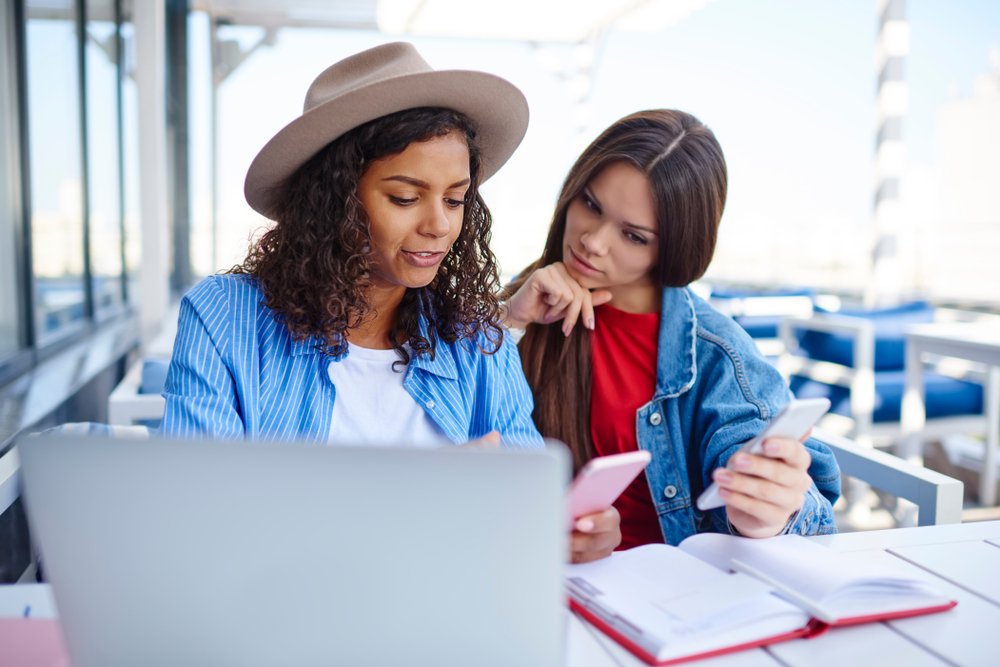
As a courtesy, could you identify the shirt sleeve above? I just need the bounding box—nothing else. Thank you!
[159,290,245,438]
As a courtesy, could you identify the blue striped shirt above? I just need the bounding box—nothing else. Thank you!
[160,275,543,448]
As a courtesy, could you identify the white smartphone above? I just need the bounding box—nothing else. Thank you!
[696,397,831,511]
[567,450,652,529]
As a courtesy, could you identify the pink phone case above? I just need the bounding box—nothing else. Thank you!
[567,450,652,529]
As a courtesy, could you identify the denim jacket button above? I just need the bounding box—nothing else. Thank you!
[663,485,677,499]
[649,412,662,426]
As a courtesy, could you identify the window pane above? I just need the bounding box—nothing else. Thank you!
[120,1,140,302]
[85,0,124,314]
[26,0,86,337]
[0,3,24,357]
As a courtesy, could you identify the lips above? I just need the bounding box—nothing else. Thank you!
[568,248,601,275]
[401,250,446,268]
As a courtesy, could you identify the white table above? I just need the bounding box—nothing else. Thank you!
[901,323,1000,505]
[571,520,1000,667]
[7,522,1000,666]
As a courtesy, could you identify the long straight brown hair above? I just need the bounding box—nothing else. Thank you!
[510,110,728,469]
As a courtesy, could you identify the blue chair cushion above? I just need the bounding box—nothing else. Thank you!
[795,301,934,371]
[790,371,984,423]
[139,358,171,395]
[710,286,814,299]
[711,287,813,340]
[733,315,781,339]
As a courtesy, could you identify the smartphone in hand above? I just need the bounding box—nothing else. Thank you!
[696,397,831,511]
[567,450,652,529]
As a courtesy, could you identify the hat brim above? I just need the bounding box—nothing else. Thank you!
[244,69,529,219]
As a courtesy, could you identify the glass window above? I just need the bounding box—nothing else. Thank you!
[0,2,24,358]
[25,0,87,339]
[188,10,214,279]
[85,0,124,315]
[120,0,140,303]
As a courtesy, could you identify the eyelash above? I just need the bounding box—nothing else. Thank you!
[624,230,648,245]
[582,192,648,245]
[388,196,465,209]
[582,192,601,215]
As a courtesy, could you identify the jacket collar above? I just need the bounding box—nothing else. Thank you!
[654,287,698,399]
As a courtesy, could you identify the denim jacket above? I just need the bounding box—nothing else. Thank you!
[638,287,840,545]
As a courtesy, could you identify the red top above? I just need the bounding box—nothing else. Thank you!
[590,303,664,549]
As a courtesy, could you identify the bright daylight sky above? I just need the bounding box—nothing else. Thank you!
[191,1,999,292]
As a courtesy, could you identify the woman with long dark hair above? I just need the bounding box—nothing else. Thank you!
[506,110,840,546]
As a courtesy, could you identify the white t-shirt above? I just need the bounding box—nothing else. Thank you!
[327,343,447,448]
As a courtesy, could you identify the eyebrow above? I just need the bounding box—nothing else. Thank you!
[382,175,471,189]
[584,187,659,235]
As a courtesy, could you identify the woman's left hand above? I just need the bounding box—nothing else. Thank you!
[569,506,621,563]
[712,436,813,538]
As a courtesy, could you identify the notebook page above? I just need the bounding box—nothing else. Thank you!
[679,533,946,614]
[566,545,808,660]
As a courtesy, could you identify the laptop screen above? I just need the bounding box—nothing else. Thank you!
[19,434,568,667]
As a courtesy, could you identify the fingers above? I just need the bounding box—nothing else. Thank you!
[569,507,621,564]
[712,438,813,536]
[508,263,611,335]
[541,264,588,335]
[579,288,613,334]
[760,436,812,469]
[717,488,797,531]
[712,467,806,511]
[461,431,500,449]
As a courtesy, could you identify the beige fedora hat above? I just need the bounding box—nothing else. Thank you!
[244,41,529,218]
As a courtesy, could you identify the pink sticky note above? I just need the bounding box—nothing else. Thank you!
[0,618,70,667]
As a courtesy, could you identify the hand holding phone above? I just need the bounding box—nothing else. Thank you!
[696,398,830,512]
[567,450,652,529]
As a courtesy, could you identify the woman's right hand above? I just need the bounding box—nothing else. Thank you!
[504,262,612,335]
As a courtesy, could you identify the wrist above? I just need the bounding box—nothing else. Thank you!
[500,301,527,329]
[728,510,798,538]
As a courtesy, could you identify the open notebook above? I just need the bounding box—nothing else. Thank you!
[565,533,956,666]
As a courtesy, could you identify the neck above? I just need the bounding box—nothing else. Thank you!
[349,284,407,349]
[607,283,661,314]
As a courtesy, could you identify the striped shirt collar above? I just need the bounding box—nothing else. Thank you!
[287,314,460,381]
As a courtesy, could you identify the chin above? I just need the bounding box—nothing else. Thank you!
[402,271,440,290]
[565,269,600,291]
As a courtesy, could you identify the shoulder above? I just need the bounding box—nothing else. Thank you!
[181,275,273,330]
[684,289,765,363]
[688,289,755,343]
[682,288,789,411]
[180,274,278,344]
[182,273,263,310]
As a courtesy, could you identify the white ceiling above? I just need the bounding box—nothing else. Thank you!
[191,0,711,43]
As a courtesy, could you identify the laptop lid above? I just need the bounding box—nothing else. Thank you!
[19,433,569,667]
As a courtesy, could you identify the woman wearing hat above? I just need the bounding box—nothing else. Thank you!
[159,43,620,562]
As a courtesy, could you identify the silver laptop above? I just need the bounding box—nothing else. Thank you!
[19,433,569,667]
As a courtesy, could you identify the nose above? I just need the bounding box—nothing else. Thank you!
[579,221,612,256]
[418,200,452,238]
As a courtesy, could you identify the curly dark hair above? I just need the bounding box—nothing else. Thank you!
[231,107,504,363]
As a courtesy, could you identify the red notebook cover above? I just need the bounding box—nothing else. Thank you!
[570,597,957,666]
